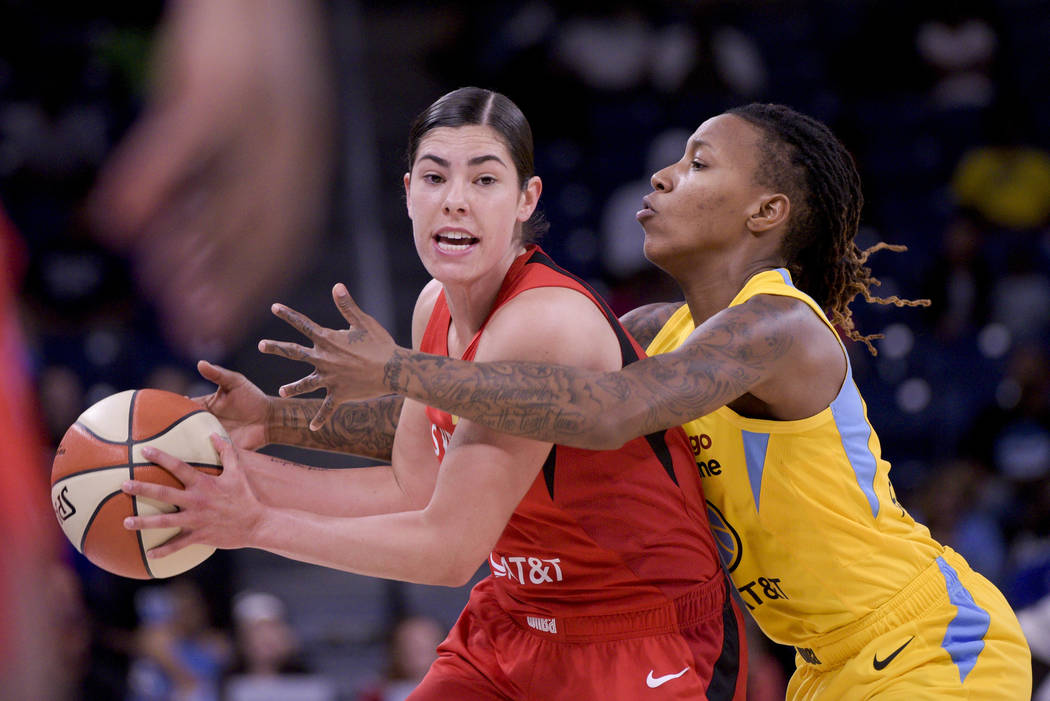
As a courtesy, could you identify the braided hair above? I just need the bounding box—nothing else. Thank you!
[726,103,928,354]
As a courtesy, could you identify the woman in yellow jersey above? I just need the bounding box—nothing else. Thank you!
[262,103,1031,699]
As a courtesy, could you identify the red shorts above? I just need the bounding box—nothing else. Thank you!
[409,575,747,701]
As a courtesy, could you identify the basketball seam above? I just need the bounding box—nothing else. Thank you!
[130,391,150,578]
[76,409,212,446]
[50,462,222,488]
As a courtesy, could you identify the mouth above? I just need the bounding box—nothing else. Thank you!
[433,228,480,252]
[636,195,656,220]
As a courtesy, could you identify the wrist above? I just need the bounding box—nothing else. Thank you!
[383,347,411,393]
[261,395,276,446]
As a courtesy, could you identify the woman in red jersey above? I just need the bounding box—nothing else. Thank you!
[124,88,745,700]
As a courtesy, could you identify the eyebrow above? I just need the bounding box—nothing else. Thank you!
[417,153,508,168]
[689,138,713,153]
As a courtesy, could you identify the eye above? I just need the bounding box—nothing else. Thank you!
[690,160,707,170]
[476,175,497,185]
[421,173,445,184]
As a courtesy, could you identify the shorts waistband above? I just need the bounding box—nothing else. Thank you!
[794,547,965,669]
[509,574,728,643]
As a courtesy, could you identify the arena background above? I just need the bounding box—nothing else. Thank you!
[3,1,1050,698]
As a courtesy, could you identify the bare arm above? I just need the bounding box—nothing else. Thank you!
[129,422,542,586]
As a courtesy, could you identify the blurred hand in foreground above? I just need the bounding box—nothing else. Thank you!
[88,0,335,355]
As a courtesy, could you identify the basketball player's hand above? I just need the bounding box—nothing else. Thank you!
[259,283,398,430]
[193,360,271,450]
[86,0,334,355]
[121,435,264,556]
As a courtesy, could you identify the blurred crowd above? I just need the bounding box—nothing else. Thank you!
[3,0,1050,698]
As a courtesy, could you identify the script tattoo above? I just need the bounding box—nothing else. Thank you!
[382,295,800,448]
[271,395,403,460]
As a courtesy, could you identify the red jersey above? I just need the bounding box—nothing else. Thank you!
[421,245,723,619]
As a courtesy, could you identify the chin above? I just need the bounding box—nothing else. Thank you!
[642,238,669,269]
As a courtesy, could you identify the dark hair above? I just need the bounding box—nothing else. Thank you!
[726,103,928,354]
[406,87,548,243]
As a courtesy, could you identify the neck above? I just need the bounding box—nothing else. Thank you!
[673,255,785,326]
[442,245,525,355]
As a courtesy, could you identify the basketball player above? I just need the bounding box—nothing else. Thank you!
[124,88,746,700]
[262,103,1032,698]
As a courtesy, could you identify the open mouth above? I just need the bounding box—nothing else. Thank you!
[435,231,479,251]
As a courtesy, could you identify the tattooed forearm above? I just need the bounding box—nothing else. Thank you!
[619,302,682,348]
[382,295,799,449]
[269,395,403,460]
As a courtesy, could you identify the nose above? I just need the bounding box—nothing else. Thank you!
[650,164,673,192]
[443,178,468,215]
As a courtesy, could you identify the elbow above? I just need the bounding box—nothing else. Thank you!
[442,566,478,589]
[418,520,488,587]
[431,553,483,588]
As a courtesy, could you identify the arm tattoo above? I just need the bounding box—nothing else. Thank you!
[269,395,403,461]
[619,302,682,348]
[382,295,799,448]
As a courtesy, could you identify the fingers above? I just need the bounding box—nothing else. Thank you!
[332,283,362,324]
[310,395,336,431]
[197,359,236,385]
[270,303,323,341]
[258,339,312,362]
[278,374,322,398]
[142,533,194,560]
[210,432,235,464]
[121,479,187,508]
[141,446,200,487]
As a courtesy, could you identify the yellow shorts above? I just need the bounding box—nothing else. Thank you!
[787,548,1031,700]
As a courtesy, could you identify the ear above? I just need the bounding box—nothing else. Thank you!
[517,176,542,223]
[403,172,413,219]
[746,193,790,234]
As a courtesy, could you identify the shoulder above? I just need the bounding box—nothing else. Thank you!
[692,293,845,416]
[692,293,834,361]
[477,286,622,371]
[410,279,443,350]
[619,301,683,348]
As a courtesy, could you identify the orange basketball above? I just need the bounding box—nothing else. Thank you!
[51,389,228,579]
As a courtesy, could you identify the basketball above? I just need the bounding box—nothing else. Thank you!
[50,388,228,579]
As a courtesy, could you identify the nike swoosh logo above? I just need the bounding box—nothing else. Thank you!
[872,636,915,670]
[646,667,689,688]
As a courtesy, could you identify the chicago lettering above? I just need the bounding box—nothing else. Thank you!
[688,433,712,456]
[687,433,720,478]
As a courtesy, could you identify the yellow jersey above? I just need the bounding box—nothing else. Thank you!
[647,268,943,648]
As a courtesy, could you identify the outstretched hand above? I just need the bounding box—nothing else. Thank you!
[258,283,399,430]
